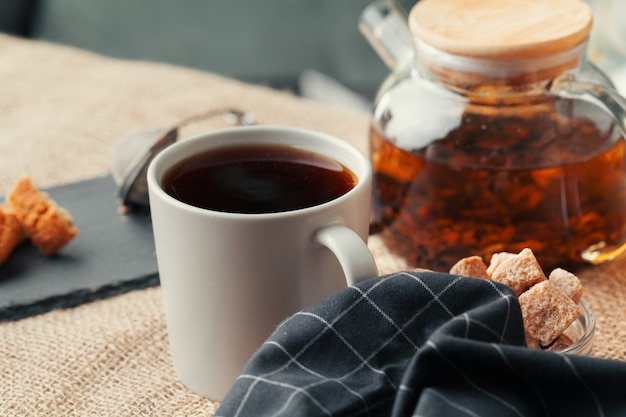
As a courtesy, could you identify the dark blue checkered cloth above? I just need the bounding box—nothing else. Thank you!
[215,270,626,416]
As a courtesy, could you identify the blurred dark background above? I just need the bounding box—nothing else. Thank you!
[0,0,417,101]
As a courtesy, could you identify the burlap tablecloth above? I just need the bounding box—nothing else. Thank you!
[0,33,625,416]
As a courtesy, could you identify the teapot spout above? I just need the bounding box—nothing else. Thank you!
[359,0,414,70]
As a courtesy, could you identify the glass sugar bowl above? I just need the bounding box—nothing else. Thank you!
[360,0,626,272]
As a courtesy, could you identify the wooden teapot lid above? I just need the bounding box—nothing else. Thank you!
[409,0,592,59]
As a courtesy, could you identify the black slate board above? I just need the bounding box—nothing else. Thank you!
[0,175,159,322]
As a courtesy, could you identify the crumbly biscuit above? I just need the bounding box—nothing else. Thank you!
[518,281,580,347]
[449,255,490,280]
[490,248,546,296]
[7,177,78,255]
[0,205,22,264]
[486,251,517,277]
[549,268,583,304]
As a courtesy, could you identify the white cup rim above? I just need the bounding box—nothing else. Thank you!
[147,125,372,219]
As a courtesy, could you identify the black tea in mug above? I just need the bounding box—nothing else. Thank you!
[162,144,357,213]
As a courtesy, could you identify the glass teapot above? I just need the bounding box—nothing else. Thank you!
[360,0,626,272]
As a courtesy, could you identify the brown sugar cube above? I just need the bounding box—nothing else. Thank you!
[549,268,583,304]
[490,248,546,296]
[546,333,574,352]
[0,205,23,264]
[486,251,517,277]
[449,255,490,280]
[7,177,78,255]
[519,281,580,347]
[525,330,541,350]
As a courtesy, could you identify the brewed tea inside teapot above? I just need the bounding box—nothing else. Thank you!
[360,0,626,271]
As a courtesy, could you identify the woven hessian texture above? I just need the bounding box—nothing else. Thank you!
[1,33,626,416]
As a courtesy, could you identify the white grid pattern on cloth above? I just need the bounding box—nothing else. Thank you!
[408,340,610,417]
[217,270,626,417]
[424,340,526,416]
[216,271,520,417]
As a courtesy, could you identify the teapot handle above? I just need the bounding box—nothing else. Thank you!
[549,74,626,138]
[549,75,626,264]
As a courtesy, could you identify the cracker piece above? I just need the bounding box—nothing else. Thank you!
[549,268,583,304]
[7,176,78,255]
[518,281,580,347]
[486,251,517,277]
[490,248,547,296]
[449,255,490,280]
[0,205,23,264]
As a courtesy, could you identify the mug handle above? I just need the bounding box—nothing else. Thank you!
[315,223,378,286]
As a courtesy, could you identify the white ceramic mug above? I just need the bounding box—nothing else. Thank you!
[147,125,378,399]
